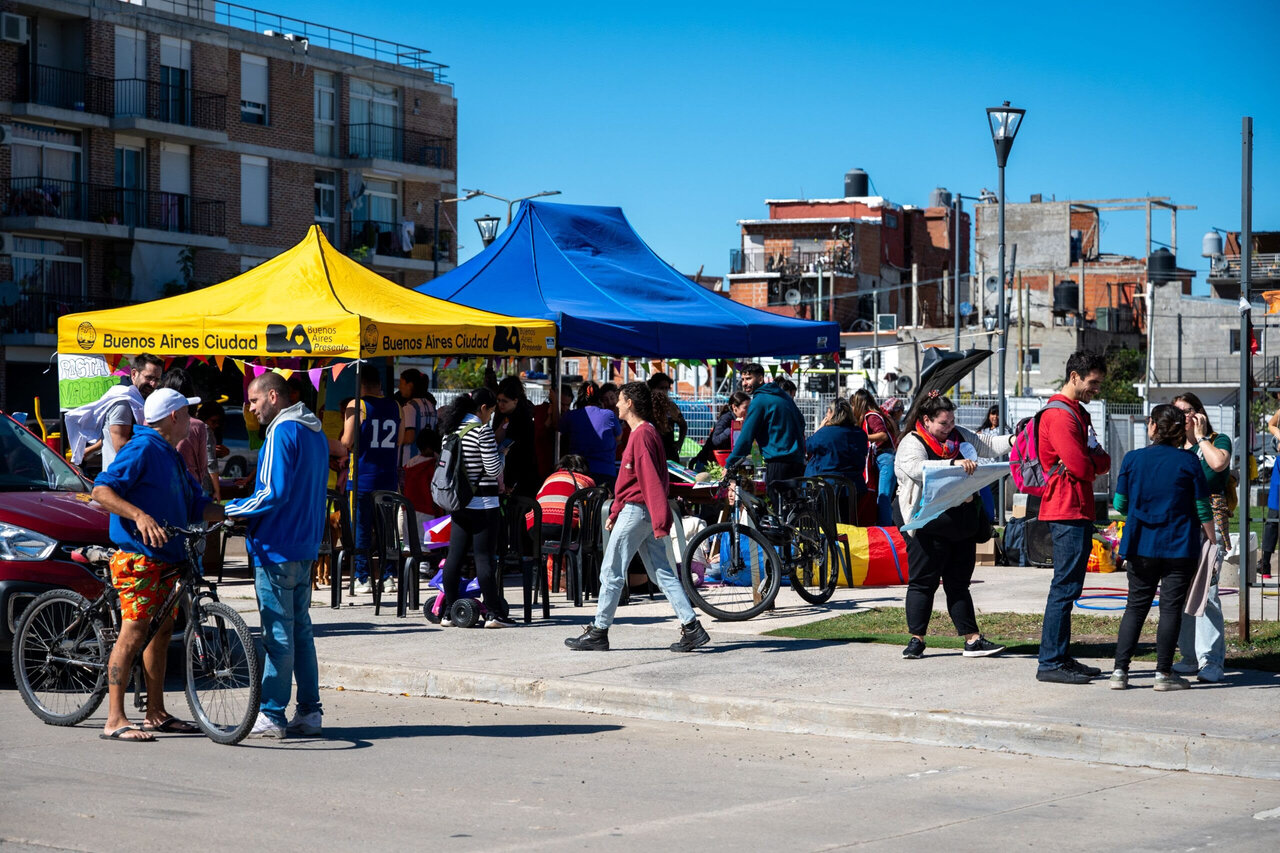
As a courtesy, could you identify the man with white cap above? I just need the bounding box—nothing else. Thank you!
[92,388,227,742]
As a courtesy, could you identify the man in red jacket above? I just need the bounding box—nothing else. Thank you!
[1036,351,1111,684]
[565,382,711,652]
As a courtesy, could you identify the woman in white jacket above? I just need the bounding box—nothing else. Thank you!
[895,393,1013,660]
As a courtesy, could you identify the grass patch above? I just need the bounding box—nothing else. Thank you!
[767,609,1280,672]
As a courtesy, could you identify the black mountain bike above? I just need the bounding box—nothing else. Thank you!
[678,464,842,621]
[11,522,261,745]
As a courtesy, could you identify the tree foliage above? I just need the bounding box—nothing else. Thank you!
[436,358,486,390]
[1098,348,1143,405]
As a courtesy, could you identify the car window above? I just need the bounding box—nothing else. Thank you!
[222,411,248,442]
[0,416,88,492]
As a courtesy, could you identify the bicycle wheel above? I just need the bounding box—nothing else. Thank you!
[12,590,109,726]
[184,600,260,745]
[680,522,781,621]
[789,509,839,605]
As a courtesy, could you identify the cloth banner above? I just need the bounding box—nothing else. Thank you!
[57,354,116,411]
[900,462,1008,532]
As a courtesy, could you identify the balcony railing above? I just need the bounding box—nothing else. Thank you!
[112,78,227,132]
[2,178,226,237]
[1209,253,1280,282]
[730,249,848,275]
[345,123,452,169]
[1152,356,1280,385]
[345,218,451,262]
[16,64,112,114]
[2,293,134,337]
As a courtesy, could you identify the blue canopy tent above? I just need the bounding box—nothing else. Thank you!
[419,201,839,358]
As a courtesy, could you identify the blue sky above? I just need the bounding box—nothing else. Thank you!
[287,0,1279,293]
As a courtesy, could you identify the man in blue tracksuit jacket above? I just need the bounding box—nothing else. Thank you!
[225,373,329,738]
[726,363,807,485]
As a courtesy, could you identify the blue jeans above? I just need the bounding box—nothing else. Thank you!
[255,560,321,726]
[350,489,391,582]
[593,503,697,630]
[1178,571,1226,669]
[1038,520,1092,671]
[875,450,896,526]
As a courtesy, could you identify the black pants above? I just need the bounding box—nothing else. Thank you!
[1114,555,1194,674]
[441,506,507,619]
[904,533,979,637]
[1262,508,1279,568]
[765,458,806,487]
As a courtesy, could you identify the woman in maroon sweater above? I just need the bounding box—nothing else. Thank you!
[565,382,710,653]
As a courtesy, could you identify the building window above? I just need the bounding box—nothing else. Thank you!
[240,54,268,125]
[314,71,336,156]
[1025,347,1041,373]
[314,170,337,244]
[349,78,400,159]
[1229,330,1241,355]
[11,237,85,332]
[113,143,145,227]
[240,155,269,226]
[8,123,82,218]
[883,212,899,229]
[159,37,191,125]
[564,359,581,378]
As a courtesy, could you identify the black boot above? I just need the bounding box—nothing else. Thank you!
[670,618,710,652]
[565,624,609,651]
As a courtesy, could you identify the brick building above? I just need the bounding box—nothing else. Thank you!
[0,0,457,410]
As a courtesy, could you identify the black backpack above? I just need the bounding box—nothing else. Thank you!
[431,424,478,514]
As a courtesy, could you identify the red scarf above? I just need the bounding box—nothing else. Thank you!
[914,421,962,460]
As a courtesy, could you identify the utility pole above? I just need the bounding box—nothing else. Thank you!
[1239,116,1254,642]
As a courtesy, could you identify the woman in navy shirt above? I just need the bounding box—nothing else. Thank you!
[805,399,868,521]
[1110,404,1216,691]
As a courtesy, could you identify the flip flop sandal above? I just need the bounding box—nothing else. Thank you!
[143,717,201,734]
[100,724,156,742]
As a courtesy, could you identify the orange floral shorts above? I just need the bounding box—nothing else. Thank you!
[109,551,178,622]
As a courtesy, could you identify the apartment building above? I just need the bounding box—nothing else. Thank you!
[0,0,457,410]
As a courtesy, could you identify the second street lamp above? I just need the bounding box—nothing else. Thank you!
[475,215,501,247]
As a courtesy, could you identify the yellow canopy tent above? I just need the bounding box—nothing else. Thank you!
[57,226,557,358]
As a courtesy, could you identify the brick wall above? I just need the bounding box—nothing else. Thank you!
[225,50,312,152]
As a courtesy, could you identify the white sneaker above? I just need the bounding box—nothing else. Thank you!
[287,710,322,736]
[384,576,397,594]
[439,616,454,627]
[1171,658,1200,675]
[1197,662,1225,683]
[249,713,286,739]
[354,579,372,595]
[484,615,518,629]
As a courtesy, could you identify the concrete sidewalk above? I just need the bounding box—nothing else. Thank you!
[214,555,1280,780]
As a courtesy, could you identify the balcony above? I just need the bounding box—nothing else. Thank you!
[729,248,852,275]
[1152,356,1280,386]
[1208,253,1280,283]
[110,78,228,144]
[1,293,134,340]
[13,64,112,126]
[2,178,226,243]
[345,123,453,172]
[344,218,451,271]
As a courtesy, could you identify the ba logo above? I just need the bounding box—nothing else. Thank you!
[76,321,96,351]
[265,323,313,354]
[361,322,379,354]
[492,325,522,354]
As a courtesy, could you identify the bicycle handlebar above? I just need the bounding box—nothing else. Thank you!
[162,520,236,538]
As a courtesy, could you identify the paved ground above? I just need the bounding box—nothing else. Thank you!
[193,556,1280,780]
[3,688,1279,852]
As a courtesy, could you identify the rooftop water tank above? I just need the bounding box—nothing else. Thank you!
[1053,281,1079,314]
[1202,230,1223,258]
[1148,248,1176,283]
[844,168,869,198]
[930,187,953,209]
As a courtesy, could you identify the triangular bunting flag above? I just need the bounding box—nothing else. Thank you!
[279,368,294,380]
[768,364,779,378]
[331,364,344,382]
[781,362,794,375]
[308,367,323,390]
[163,356,174,370]
[185,357,196,369]
[253,364,268,378]
[193,355,208,364]
[213,355,225,371]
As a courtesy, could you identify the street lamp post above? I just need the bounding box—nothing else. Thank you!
[433,189,482,279]
[983,101,1024,425]
[474,214,501,247]
[463,189,562,225]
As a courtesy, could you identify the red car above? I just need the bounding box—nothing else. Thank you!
[0,411,111,654]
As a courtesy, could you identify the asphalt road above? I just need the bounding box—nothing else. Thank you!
[2,687,1278,851]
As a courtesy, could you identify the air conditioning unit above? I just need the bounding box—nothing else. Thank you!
[876,313,898,332]
[0,124,13,146]
[0,233,15,255]
[1,13,29,44]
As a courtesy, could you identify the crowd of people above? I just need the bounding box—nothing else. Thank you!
[64,344,1254,741]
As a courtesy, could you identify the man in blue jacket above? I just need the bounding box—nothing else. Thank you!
[226,373,330,739]
[726,363,807,484]
[93,388,225,742]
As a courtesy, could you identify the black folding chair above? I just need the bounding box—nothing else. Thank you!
[370,490,428,618]
[500,495,548,623]
[328,489,354,609]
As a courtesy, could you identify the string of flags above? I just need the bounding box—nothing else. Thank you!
[103,353,372,390]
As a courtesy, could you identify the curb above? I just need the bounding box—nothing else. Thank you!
[318,659,1280,781]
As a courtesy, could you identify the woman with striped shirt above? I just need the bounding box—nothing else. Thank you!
[527,454,596,539]
[438,388,514,628]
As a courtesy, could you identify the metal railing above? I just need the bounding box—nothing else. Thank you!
[1213,253,1280,281]
[1152,356,1279,385]
[16,64,112,114]
[2,293,134,336]
[2,178,225,236]
[345,124,452,169]
[344,218,450,262]
[112,78,227,131]
[729,248,852,275]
